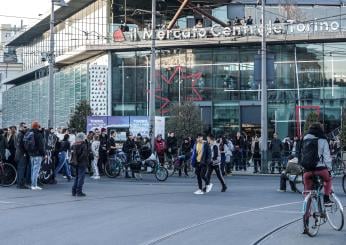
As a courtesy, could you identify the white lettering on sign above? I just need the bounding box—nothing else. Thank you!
[122,20,341,42]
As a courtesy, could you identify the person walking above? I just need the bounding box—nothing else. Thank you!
[15,122,29,189]
[70,133,88,197]
[91,135,100,179]
[54,134,72,181]
[205,135,227,193]
[25,121,45,190]
[218,137,229,176]
[191,134,210,195]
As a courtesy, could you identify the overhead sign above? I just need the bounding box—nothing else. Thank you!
[118,20,340,42]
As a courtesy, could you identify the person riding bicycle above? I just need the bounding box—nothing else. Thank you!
[302,122,333,206]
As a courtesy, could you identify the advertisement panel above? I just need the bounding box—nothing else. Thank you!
[130,116,149,137]
[86,116,108,132]
[155,116,165,139]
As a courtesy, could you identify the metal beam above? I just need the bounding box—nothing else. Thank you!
[167,0,190,30]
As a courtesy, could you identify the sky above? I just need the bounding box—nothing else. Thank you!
[0,0,52,27]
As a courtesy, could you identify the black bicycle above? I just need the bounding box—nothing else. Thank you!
[342,172,346,194]
[0,159,17,187]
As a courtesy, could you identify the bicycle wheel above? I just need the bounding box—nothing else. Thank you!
[155,166,168,181]
[105,159,121,178]
[326,193,344,231]
[293,173,304,194]
[303,195,320,237]
[0,163,17,187]
[166,162,175,176]
[343,174,346,194]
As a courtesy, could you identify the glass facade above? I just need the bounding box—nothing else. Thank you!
[20,0,108,71]
[3,63,89,128]
[111,43,346,137]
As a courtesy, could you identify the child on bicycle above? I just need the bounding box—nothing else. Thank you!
[302,123,333,206]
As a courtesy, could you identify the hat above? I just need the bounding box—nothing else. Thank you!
[101,128,107,132]
[32,121,40,129]
[76,132,86,142]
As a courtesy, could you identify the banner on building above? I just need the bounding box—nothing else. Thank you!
[87,116,108,132]
[89,65,108,116]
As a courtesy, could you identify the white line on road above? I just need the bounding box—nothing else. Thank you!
[141,201,302,245]
[0,201,15,204]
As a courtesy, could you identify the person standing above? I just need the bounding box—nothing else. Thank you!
[233,132,245,171]
[70,133,88,197]
[180,137,192,177]
[7,126,17,167]
[205,135,227,193]
[191,134,210,195]
[269,133,283,174]
[98,128,108,175]
[218,137,229,176]
[91,135,100,179]
[167,132,178,163]
[122,133,136,178]
[0,129,6,161]
[251,135,261,174]
[25,121,45,190]
[15,122,29,189]
[154,134,166,166]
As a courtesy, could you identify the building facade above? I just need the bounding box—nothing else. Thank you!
[3,0,346,139]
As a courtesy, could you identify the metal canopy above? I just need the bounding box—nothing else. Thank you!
[6,0,97,46]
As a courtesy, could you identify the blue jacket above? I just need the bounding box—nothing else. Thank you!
[191,142,211,167]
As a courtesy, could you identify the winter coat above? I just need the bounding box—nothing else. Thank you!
[71,141,89,168]
[191,142,211,166]
[28,129,45,157]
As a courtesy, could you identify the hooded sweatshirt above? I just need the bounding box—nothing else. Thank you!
[303,127,332,170]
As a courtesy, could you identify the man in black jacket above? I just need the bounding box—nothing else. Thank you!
[166,132,178,162]
[122,133,136,178]
[71,133,88,197]
[98,128,108,175]
[15,122,29,189]
[27,121,45,190]
[205,135,227,193]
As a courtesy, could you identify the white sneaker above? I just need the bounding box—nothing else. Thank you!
[93,176,100,180]
[206,183,213,193]
[31,186,36,190]
[35,186,42,190]
[194,189,204,195]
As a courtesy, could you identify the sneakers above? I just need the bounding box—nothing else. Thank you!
[194,189,205,195]
[31,186,42,190]
[91,175,100,180]
[277,189,286,192]
[221,186,227,192]
[76,192,86,197]
[206,183,213,193]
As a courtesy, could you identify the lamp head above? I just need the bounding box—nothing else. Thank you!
[52,0,68,7]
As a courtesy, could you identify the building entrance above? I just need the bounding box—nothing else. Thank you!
[241,105,261,137]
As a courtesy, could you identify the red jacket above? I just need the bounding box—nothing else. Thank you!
[155,139,166,155]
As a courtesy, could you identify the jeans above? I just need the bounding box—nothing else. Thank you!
[30,156,42,187]
[205,164,226,188]
[195,163,208,190]
[72,166,86,194]
[92,156,99,176]
[55,151,71,178]
[16,155,28,187]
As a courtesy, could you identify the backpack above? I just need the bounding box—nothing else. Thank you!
[23,131,36,153]
[301,138,320,171]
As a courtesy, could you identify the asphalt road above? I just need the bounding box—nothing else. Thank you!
[0,175,345,245]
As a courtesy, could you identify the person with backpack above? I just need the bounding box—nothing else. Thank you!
[70,133,89,197]
[302,123,333,206]
[251,135,261,174]
[25,121,45,190]
[54,134,72,181]
[191,134,211,195]
[205,135,227,193]
[15,122,30,189]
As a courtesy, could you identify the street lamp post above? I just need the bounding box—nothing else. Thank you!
[260,0,268,173]
[48,0,68,129]
[149,0,157,147]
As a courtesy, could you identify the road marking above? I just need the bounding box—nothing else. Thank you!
[0,201,14,204]
[140,201,302,245]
